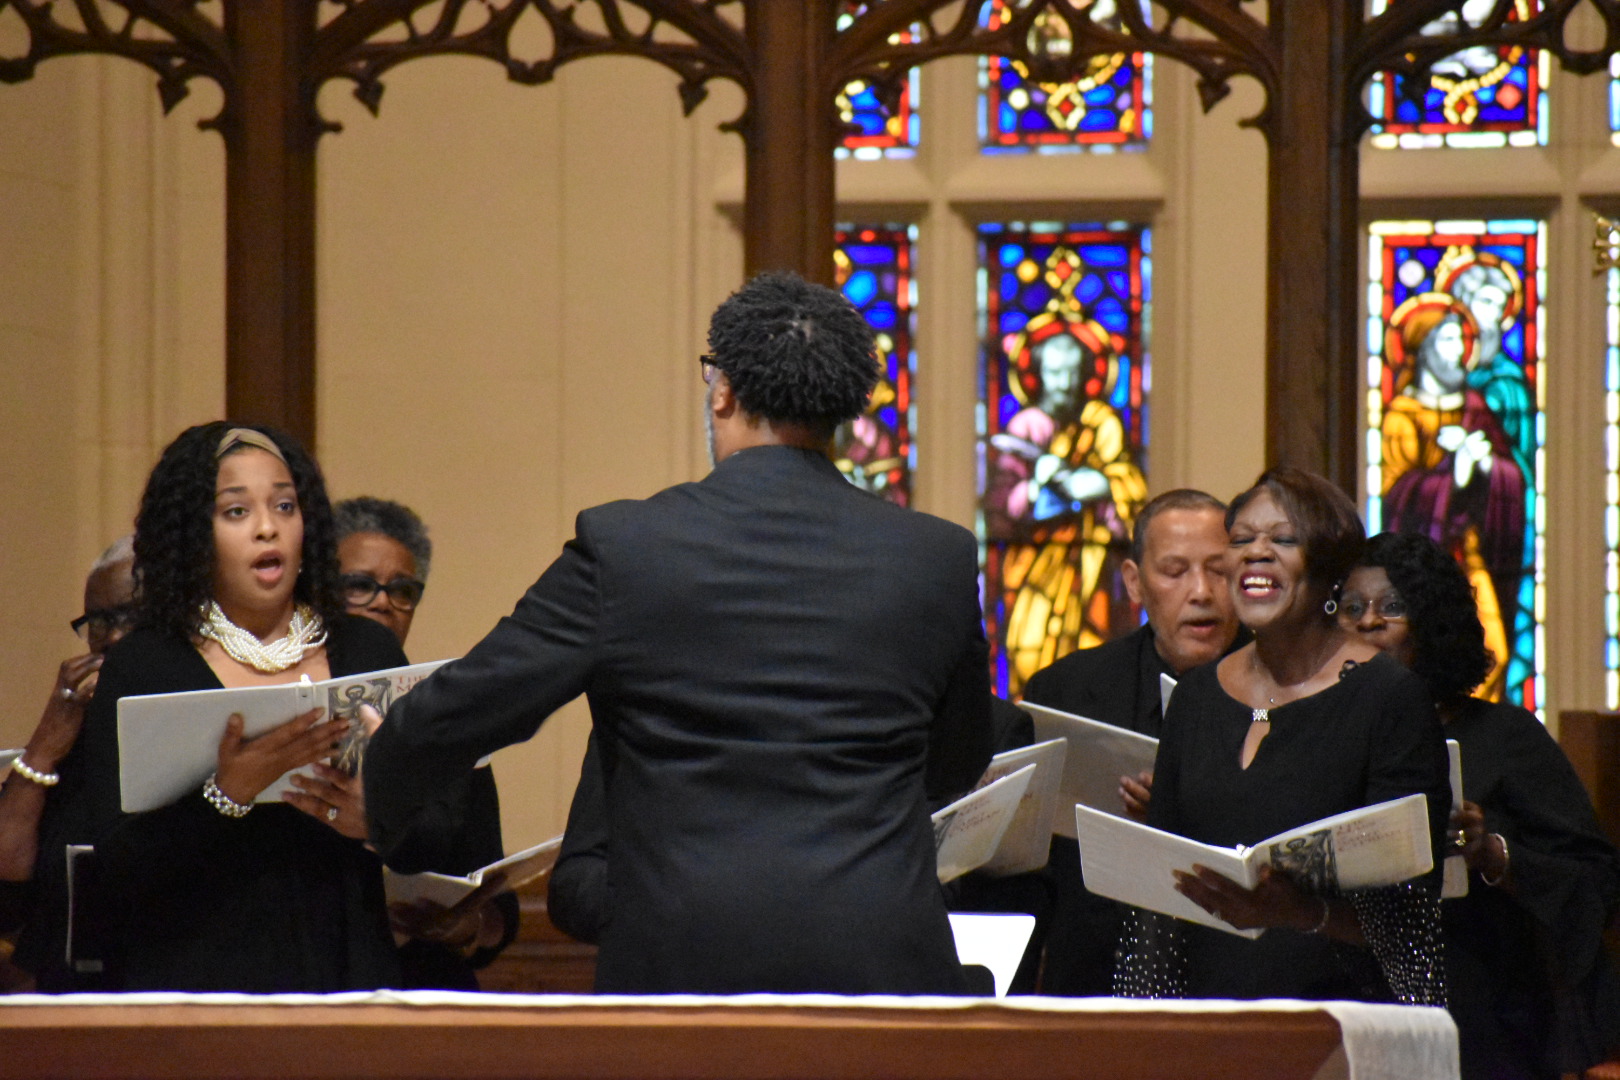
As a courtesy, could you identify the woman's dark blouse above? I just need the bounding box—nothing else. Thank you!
[1444,697,1620,1079]
[1138,652,1451,1000]
[18,615,409,992]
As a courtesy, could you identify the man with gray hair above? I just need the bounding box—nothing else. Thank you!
[1,537,135,990]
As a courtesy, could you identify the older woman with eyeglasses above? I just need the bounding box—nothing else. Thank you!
[333,497,519,990]
[1342,531,1620,1080]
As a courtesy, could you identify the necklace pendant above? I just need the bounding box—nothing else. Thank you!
[1252,708,1270,724]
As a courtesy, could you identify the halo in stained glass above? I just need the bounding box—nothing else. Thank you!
[836,3,920,160]
[833,224,917,506]
[977,222,1150,698]
[978,0,1151,154]
[1366,0,1546,150]
[1365,218,1545,714]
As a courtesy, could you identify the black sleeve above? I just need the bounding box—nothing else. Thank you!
[1362,666,1452,877]
[1488,709,1620,984]
[367,518,602,859]
[548,732,610,945]
[989,698,1034,754]
[1144,673,1190,836]
[923,532,994,801]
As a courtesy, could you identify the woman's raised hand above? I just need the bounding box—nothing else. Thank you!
[26,653,104,772]
[213,708,348,806]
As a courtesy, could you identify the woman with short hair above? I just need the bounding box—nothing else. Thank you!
[1117,466,1450,1004]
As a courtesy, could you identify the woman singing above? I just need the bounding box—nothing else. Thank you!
[23,422,408,991]
[1343,532,1620,1077]
[1117,466,1450,1004]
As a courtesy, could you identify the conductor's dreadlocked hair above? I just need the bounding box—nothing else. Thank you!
[705,272,880,438]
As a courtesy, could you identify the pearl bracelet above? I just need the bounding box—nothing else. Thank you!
[10,756,60,787]
[1306,896,1332,935]
[202,773,253,818]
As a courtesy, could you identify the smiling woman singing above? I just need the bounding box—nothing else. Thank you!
[17,422,410,992]
[1115,465,1452,1005]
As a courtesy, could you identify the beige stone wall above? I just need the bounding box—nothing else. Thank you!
[6,44,1608,851]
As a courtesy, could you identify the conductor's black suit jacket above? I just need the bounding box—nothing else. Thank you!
[367,445,994,994]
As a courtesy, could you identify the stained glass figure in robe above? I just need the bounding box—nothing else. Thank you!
[978,0,1150,153]
[836,3,920,159]
[832,225,916,506]
[978,224,1149,697]
[1366,0,1546,149]
[1366,220,1544,711]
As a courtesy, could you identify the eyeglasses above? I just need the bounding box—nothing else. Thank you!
[341,573,426,612]
[1338,594,1408,622]
[699,354,718,384]
[70,605,138,641]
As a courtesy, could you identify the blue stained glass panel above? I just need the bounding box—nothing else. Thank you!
[1367,0,1546,150]
[978,0,1150,154]
[833,224,918,506]
[976,222,1151,698]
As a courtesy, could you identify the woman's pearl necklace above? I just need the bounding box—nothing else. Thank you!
[198,600,327,673]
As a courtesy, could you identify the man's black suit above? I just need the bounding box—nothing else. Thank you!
[1021,624,1170,995]
[367,445,993,994]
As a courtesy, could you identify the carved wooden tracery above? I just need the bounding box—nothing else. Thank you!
[2,0,1619,481]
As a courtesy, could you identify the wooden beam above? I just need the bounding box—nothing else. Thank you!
[1261,0,1361,492]
[220,0,320,451]
[742,0,839,284]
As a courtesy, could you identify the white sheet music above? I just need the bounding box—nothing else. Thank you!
[1023,703,1158,836]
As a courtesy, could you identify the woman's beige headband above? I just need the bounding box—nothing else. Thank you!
[216,427,287,465]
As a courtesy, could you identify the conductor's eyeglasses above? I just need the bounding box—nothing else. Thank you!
[341,573,426,612]
[1339,594,1408,622]
[699,354,718,384]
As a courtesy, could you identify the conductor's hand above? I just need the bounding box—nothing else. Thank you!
[1172,864,1321,933]
[286,763,370,840]
[1119,770,1153,822]
[213,709,348,806]
[390,872,508,949]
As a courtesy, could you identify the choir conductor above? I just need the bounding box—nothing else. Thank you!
[365,273,994,994]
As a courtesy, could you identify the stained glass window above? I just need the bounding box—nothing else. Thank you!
[1606,265,1620,707]
[1610,53,1620,148]
[977,222,1150,698]
[978,1,1151,154]
[833,224,917,506]
[1365,218,1545,713]
[1366,0,1547,150]
[836,4,920,159]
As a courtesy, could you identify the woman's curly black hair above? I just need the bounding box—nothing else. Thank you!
[1359,531,1493,705]
[133,421,345,640]
[706,272,879,436]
